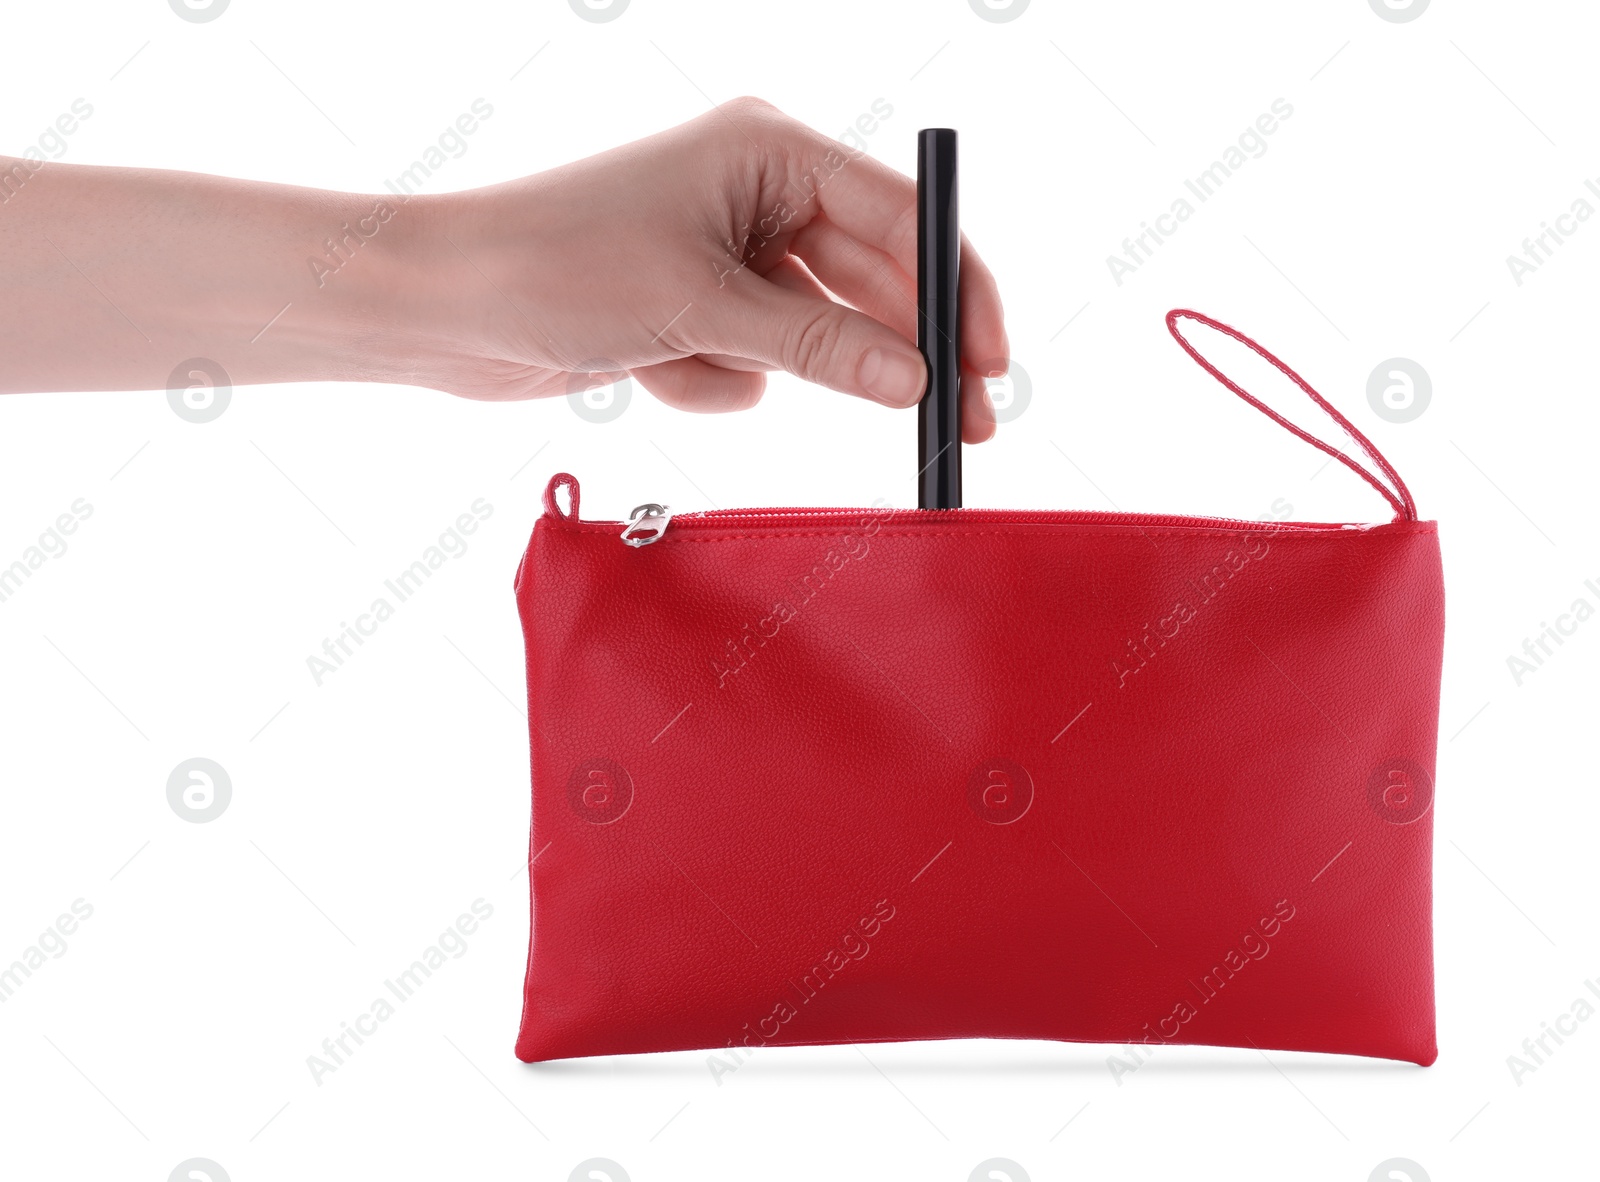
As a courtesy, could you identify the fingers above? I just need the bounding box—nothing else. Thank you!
[628,348,1000,437]
[687,267,926,408]
[689,256,821,373]
[648,271,999,441]
[958,232,1009,376]
[762,253,833,304]
[788,216,917,341]
[755,109,1006,360]
[706,99,1007,388]
[786,218,1004,442]
[684,247,1003,439]
[631,355,766,413]
[737,104,923,273]
[961,369,997,444]
[791,217,1006,426]
[696,353,774,372]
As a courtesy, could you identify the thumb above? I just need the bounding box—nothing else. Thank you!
[694,271,927,408]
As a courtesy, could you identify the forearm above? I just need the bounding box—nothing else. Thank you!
[0,157,457,395]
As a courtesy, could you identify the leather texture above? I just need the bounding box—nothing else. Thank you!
[512,312,1445,1066]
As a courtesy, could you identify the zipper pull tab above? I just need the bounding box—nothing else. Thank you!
[620,503,672,547]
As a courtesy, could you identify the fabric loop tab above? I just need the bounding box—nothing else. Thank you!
[543,472,581,521]
[1166,309,1418,523]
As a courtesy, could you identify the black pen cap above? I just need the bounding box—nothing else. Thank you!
[917,129,960,310]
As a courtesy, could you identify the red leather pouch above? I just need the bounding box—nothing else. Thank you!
[512,311,1444,1065]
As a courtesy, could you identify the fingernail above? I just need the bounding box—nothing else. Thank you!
[859,346,926,407]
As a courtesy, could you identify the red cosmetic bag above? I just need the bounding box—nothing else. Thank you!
[512,311,1444,1065]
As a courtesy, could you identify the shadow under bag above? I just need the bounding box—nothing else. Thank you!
[511,310,1444,1066]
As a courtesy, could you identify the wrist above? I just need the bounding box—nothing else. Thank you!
[324,183,555,394]
[281,188,466,389]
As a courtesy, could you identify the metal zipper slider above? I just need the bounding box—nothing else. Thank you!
[620,503,672,547]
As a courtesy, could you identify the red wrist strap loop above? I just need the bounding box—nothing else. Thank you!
[1166,309,1418,523]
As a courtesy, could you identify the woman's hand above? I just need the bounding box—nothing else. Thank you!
[0,97,1008,441]
[424,97,1007,441]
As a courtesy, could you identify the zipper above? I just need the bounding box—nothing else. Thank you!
[620,503,673,547]
[616,502,1357,546]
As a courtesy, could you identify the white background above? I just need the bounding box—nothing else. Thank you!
[1,1,1595,1179]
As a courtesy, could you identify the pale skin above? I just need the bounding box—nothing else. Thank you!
[0,97,1007,442]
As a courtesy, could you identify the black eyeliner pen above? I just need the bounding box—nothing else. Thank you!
[917,128,961,510]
